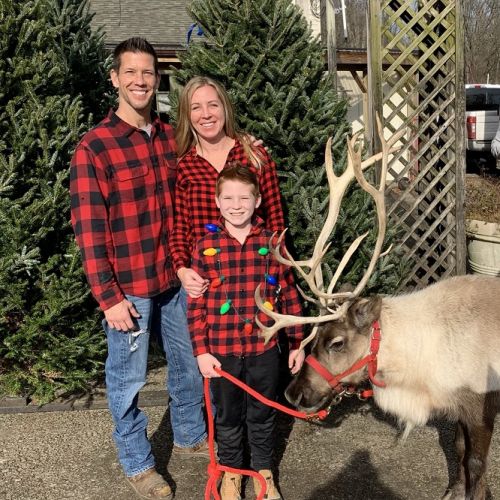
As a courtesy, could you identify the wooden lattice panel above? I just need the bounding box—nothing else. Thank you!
[368,0,466,290]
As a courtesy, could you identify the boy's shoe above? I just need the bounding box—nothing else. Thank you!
[172,438,212,459]
[253,469,282,499]
[126,468,173,499]
[220,472,242,500]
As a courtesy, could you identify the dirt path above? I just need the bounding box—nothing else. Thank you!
[1,396,499,499]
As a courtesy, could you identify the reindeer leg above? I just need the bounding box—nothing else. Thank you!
[442,422,466,500]
[463,396,495,500]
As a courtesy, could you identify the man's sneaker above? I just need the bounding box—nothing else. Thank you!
[126,468,173,499]
[172,438,212,459]
[253,469,282,499]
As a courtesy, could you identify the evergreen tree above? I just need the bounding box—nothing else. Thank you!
[173,0,406,305]
[0,0,112,402]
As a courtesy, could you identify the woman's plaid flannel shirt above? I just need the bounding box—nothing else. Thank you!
[169,141,285,272]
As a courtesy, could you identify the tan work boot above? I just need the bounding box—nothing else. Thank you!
[220,471,242,500]
[126,468,173,499]
[172,438,213,460]
[253,469,281,499]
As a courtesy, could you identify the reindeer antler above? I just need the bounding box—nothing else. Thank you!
[257,116,404,344]
[254,286,351,343]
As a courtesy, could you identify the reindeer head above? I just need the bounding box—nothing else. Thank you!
[255,117,402,413]
[286,296,382,412]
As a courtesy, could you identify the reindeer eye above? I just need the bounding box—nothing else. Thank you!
[327,337,345,352]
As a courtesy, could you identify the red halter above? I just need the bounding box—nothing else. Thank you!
[305,320,386,394]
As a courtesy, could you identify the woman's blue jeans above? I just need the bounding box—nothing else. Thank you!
[104,287,206,477]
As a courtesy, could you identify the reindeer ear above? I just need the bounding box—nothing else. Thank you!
[348,297,382,331]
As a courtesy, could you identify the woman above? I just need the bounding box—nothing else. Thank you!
[170,76,285,297]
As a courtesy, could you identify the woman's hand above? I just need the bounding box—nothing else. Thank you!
[177,267,209,298]
[289,349,305,375]
[196,353,222,378]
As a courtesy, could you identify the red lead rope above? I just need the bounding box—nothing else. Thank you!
[203,367,328,500]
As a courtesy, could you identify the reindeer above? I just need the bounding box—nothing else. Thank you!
[254,121,500,500]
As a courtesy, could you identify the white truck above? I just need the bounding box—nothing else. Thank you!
[465,84,500,168]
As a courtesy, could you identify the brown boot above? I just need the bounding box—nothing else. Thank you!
[126,468,173,499]
[253,469,281,499]
[172,438,213,460]
[220,471,242,500]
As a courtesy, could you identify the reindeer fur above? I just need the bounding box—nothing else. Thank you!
[372,275,500,431]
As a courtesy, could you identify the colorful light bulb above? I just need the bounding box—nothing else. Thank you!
[211,276,225,289]
[243,320,253,334]
[266,274,278,286]
[263,301,273,311]
[258,247,269,256]
[220,300,231,315]
[204,223,220,233]
[203,247,220,256]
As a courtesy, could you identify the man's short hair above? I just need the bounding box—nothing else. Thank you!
[216,162,260,197]
[112,37,159,74]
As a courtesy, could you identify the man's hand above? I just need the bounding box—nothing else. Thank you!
[177,267,209,298]
[196,353,222,378]
[248,134,264,148]
[289,349,305,375]
[104,299,140,332]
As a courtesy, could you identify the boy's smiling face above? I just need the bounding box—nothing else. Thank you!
[216,179,261,232]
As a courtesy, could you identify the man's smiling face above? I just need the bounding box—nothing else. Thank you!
[111,51,159,119]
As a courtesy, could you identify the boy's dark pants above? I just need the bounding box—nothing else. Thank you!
[211,346,280,470]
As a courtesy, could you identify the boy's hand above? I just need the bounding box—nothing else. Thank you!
[289,349,305,375]
[177,267,209,298]
[197,353,222,378]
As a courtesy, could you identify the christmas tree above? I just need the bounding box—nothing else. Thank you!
[0,0,112,402]
[173,0,406,303]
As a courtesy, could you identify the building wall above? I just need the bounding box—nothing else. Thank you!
[293,0,321,37]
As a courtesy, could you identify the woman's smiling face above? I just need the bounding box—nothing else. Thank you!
[190,85,227,144]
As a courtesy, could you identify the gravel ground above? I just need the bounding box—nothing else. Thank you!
[0,392,499,500]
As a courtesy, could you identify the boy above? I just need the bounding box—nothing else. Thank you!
[188,163,305,500]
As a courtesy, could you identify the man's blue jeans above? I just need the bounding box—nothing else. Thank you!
[104,287,206,477]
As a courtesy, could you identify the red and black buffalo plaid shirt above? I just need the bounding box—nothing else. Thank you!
[70,110,179,310]
[169,140,285,272]
[188,217,304,357]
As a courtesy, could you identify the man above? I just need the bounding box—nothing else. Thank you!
[70,38,206,499]
[491,120,500,169]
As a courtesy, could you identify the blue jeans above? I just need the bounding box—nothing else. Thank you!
[104,287,206,477]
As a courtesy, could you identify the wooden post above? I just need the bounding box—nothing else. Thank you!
[323,0,337,88]
[367,1,383,159]
[455,0,467,275]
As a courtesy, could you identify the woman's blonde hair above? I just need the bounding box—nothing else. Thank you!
[175,76,263,168]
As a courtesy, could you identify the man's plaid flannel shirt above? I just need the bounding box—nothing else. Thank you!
[169,141,285,272]
[70,110,179,310]
[188,217,304,357]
